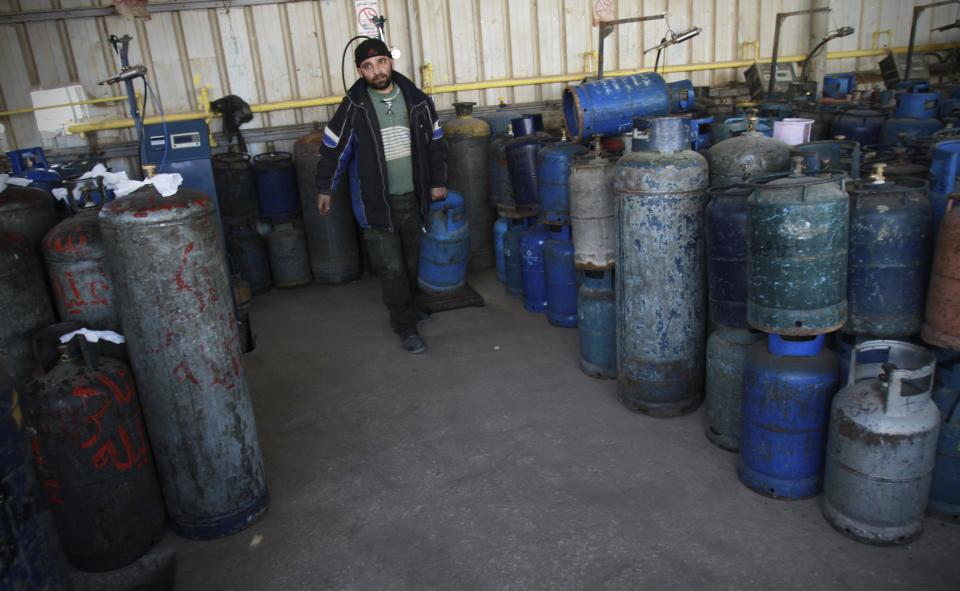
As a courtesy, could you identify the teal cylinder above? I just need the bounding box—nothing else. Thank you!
[747,164,849,335]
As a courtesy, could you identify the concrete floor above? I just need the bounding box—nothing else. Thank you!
[164,269,960,590]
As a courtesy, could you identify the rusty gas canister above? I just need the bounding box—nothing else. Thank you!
[923,194,960,349]
[25,325,165,571]
[99,185,269,539]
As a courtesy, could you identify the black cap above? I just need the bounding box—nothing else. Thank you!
[355,38,391,67]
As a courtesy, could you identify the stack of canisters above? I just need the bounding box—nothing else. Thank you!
[293,126,362,285]
[252,151,312,289]
[499,116,543,307]
[570,137,617,380]
[213,152,273,295]
[737,157,848,503]
[534,127,584,329]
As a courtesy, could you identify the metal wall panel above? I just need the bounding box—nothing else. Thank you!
[1,0,958,154]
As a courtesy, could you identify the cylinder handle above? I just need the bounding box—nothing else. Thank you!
[848,340,935,417]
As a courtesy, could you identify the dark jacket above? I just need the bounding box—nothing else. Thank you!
[314,71,447,231]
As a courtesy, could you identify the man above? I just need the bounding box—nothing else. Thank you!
[315,37,447,354]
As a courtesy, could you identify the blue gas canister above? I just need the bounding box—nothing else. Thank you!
[520,224,549,312]
[253,152,300,222]
[929,140,960,233]
[832,109,886,146]
[418,191,469,294]
[823,73,856,98]
[880,92,944,145]
[930,348,960,519]
[7,147,63,193]
[544,225,577,327]
[537,137,587,225]
[577,269,616,378]
[503,218,530,298]
[740,334,839,499]
[494,217,509,283]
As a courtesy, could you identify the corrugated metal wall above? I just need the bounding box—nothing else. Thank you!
[1,0,958,157]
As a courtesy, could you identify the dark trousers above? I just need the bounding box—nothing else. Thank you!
[363,192,422,334]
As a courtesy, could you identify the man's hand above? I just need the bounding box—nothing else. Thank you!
[316,193,331,216]
[431,187,447,201]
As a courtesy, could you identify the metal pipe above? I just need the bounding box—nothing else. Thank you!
[596,15,666,80]
[66,41,960,136]
[0,0,298,24]
[0,94,132,118]
[906,1,959,81]
[769,7,831,98]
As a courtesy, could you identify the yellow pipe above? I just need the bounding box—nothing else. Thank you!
[249,96,343,112]
[0,94,134,118]
[420,63,434,95]
[67,41,959,135]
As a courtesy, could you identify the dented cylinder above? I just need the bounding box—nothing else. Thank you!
[569,148,616,270]
[99,186,269,540]
[613,116,708,417]
[822,340,940,545]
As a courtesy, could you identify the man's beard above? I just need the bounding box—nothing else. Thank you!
[368,74,391,90]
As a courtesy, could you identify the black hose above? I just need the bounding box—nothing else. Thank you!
[800,38,831,82]
[341,35,376,102]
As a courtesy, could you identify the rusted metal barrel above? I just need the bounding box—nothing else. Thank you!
[445,102,494,270]
[923,195,960,349]
[99,186,268,540]
[613,115,708,417]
